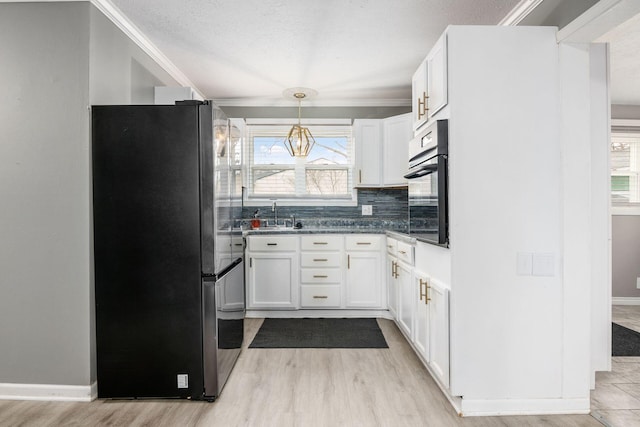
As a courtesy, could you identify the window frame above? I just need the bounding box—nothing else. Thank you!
[611,119,640,215]
[244,119,357,206]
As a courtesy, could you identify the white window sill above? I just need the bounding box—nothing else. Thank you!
[612,206,640,215]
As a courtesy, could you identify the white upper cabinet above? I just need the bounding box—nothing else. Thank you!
[426,33,448,119]
[412,59,428,131]
[412,32,448,133]
[354,113,411,188]
[382,113,412,186]
[353,119,382,187]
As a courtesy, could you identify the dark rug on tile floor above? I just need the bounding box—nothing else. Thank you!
[249,318,388,348]
[613,322,640,356]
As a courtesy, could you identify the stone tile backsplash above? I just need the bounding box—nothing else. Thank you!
[241,188,408,232]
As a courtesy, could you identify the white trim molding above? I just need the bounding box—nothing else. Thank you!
[0,382,97,402]
[458,397,590,417]
[89,0,205,100]
[0,0,206,99]
[557,0,640,43]
[612,297,640,305]
[214,97,412,108]
[498,0,544,26]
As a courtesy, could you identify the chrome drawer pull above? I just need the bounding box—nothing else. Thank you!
[267,243,278,246]
[313,295,328,299]
[399,250,407,254]
[313,275,328,278]
[313,242,328,245]
[313,258,328,262]
[356,242,371,245]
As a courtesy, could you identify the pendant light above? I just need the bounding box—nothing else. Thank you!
[283,88,317,157]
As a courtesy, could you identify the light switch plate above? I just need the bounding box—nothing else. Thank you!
[532,253,555,277]
[516,252,533,276]
[362,205,373,215]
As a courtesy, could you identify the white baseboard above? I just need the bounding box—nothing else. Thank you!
[459,397,590,416]
[245,309,393,319]
[612,297,640,305]
[0,382,97,402]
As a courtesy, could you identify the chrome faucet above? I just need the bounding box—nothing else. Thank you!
[272,201,278,226]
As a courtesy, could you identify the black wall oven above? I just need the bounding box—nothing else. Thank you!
[404,119,449,246]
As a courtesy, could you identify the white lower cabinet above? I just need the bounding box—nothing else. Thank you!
[345,235,384,308]
[395,259,413,338]
[246,236,299,309]
[413,274,430,362]
[386,238,399,318]
[300,235,343,308]
[428,277,450,389]
[246,233,386,311]
[413,270,450,389]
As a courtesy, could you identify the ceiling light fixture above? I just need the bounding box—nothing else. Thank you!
[283,87,317,157]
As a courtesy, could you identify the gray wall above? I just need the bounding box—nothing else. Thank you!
[612,216,640,298]
[612,104,640,120]
[89,6,180,105]
[612,105,640,298]
[0,1,181,388]
[0,2,92,386]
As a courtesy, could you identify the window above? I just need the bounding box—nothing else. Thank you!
[611,132,640,205]
[246,123,354,204]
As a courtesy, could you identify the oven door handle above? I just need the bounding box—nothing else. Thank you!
[404,163,438,179]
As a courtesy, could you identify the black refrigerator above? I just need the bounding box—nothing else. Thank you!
[92,101,245,401]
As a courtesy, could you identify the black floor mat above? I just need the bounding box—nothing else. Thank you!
[612,322,640,356]
[249,318,388,349]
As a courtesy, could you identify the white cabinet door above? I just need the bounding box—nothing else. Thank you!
[428,278,450,388]
[413,272,430,362]
[345,251,383,308]
[246,253,298,309]
[427,33,447,118]
[412,59,428,131]
[387,255,398,318]
[382,113,412,186]
[353,119,382,187]
[396,260,413,338]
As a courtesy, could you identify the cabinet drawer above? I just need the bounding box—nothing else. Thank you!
[300,285,341,308]
[386,238,398,256]
[396,241,414,265]
[248,236,298,252]
[345,234,382,251]
[301,268,342,284]
[301,253,342,268]
[300,235,342,251]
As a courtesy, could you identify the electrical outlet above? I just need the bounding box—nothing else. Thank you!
[362,205,373,215]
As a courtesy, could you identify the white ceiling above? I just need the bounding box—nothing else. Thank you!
[108,0,520,106]
[597,12,640,106]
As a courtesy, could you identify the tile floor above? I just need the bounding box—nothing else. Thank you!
[591,305,640,427]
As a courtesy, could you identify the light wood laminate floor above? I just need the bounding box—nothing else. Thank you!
[591,305,640,427]
[0,318,602,427]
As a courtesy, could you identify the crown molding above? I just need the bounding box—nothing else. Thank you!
[213,97,411,108]
[1,0,207,99]
[90,0,206,99]
[498,0,544,26]
[557,0,640,43]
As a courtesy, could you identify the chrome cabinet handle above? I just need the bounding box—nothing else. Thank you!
[313,258,328,262]
[313,275,328,278]
[313,295,328,299]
